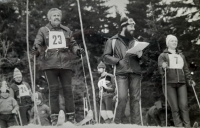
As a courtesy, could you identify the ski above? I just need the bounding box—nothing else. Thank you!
[56,110,65,126]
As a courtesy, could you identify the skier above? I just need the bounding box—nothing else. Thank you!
[10,68,33,126]
[97,62,115,124]
[102,16,143,124]
[30,92,51,126]
[158,34,196,127]
[32,8,85,125]
[0,81,19,128]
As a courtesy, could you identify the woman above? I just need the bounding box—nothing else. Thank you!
[158,34,196,127]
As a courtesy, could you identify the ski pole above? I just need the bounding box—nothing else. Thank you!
[99,88,103,123]
[77,0,98,123]
[81,55,91,110]
[112,66,118,122]
[164,68,167,127]
[139,79,143,126]
[17,110,22,126]
[33,56,41,125]
[14,114,20,126]
[191,84,200,109]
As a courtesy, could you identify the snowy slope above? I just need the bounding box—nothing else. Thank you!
[11,122,178,128]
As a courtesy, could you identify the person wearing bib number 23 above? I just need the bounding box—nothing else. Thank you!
[158,35,196,128]
[32,8,85,125]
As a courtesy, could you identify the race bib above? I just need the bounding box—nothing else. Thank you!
[48,31,66,49]
[168,54,184,69]
[18,84,30,97]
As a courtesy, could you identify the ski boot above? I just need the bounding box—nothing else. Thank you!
[50,114,58,126]
[66,113,76,124]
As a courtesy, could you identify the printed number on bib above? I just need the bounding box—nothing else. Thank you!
[49,31,66,49]
[18,84,30,97]
[168,54,184,69]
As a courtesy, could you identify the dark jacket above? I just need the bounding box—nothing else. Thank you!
[33,23,80,70]
[102,34,142,75]
[30,103,51,126]
[158,49,192,85]
[10,82,32,106]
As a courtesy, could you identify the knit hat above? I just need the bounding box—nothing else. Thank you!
[120,16,136,27]
[97,61,106,69]
[13,68,22,78]
[47,8,62,20]
[166,35,178,47]
[0,81,9,93]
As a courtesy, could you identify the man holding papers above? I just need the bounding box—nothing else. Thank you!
[102,16,146,125]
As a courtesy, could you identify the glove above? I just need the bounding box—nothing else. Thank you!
[162,62,168,69]
[188,79,196,86]
[32,46,39,57]
[77,48,85,57]
[136,50,143,58]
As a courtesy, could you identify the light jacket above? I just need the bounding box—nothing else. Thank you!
[0,97,19,114]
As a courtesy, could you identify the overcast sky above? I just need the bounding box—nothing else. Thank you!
[104,0,128,17]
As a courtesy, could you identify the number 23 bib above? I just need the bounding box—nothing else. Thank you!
[168,54,184,69]
[48,31,66,49]
[18,84,30,97]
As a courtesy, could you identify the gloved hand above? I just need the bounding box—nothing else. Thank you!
[32,46,39,57]
[162,62,168,69]
[188,79,196,86]
[136,50,143,58]
[77,48,85,57]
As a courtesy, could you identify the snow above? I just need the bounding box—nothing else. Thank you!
[11,122,177,128]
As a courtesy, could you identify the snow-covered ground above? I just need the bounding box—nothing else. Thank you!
[11,122,177,128]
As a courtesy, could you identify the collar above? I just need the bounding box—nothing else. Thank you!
[163,48,182,54]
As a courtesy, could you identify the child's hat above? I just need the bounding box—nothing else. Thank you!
[97,61,106,69]
[13,68,22,78]
[0,81,9,93]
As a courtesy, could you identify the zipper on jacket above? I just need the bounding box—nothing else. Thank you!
[177,69,180,82]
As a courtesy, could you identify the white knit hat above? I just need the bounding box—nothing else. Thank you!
[166,35,178,47]
[13,68,22,78]
[0,81,9,93]
[47,8,62,20]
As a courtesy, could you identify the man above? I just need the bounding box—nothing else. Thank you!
[102,16,143,125]
[97,61,115,124]
[32,8,85,125]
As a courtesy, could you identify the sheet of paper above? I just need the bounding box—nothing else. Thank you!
[126,41,149,54]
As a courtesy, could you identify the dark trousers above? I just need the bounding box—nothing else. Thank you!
[163,84,190,127]
[44,69,75,115]
[101,95,113,111]
[19,105,32,125]
[115,73,141,124]
[0,114,17,128]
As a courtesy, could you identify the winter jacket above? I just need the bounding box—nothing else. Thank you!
[102,34,142,75]
[98,72,115,97]
[10,82,32,106]
[158,49,192,85]
[33,23,80,70]
[30,103,51,126]
[0,97,19,114]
